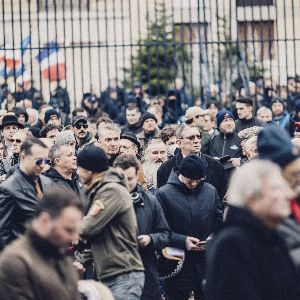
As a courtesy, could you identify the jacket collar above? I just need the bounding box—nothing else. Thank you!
[138,127,160,139]
[225,205,283,244]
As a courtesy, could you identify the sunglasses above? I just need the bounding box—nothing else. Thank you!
[75,123,88,129]
[35,159,51,166]
[183,134,201,141]
[10,138,22,144]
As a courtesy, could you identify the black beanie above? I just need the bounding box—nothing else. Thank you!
[257,125,300,167]
[140,112,157,125]
[179,155,206,179]
[216,109,235,128]
[77,146,109,173]
[44,109,60,124]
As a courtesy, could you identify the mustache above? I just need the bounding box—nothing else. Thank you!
[79,130,86,134]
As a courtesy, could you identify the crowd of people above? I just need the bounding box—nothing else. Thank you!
[0,76,299,300]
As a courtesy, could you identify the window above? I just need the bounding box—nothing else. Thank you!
[237,0,274,6]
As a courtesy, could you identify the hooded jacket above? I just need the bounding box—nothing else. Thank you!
[156,171,223,291]
[156,171,223,251]
[78,168,144,280]
[157,150,227,200]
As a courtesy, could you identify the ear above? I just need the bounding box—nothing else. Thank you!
[54,157,60,166]
[19,152,26,161]
[38,212,53,232]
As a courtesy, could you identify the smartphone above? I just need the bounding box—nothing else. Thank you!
[196,241,206,246]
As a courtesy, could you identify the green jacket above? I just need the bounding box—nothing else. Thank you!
[78,168,144,280]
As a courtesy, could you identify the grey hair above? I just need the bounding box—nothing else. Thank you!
[227,160,282,207]
[98,123,121,140]
[176,124,199,139]
[49,143,69,166]
[26,108,39,125]
[257,106,272,117]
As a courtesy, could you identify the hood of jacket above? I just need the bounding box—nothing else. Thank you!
[86,167,127,194]
[166,168,205,194]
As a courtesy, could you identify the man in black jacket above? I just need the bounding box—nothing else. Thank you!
[156,155,223,300]
[205,109,242,174]
[0,138,52,250]
[114,154,170,300]
[157,124,227,199]
[46,143,81,195]
[205,160,300,300]
[121,106,142,135]
[235,97,266,133]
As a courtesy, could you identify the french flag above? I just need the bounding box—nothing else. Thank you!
[36,42,65,82]
[0,35,30,79]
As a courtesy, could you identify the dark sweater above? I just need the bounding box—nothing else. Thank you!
[235,117,266,133]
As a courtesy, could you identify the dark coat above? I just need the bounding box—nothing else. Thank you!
[156,171,223,291]
[45,168,82,196]
[0,228,81,300]
[206,132,242,158]
[29,119,43,138]
[157,151,227,199]
[121,122,142,135]
[0,169,52,250]
[133,185,170,300]
[205,206,300,300]
[235,117,266,133]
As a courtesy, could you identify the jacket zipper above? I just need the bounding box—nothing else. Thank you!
[222,134,227,156]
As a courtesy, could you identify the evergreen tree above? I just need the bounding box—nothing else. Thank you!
[125,2,189,96]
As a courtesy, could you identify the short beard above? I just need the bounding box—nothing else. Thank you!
[143,160,164,189]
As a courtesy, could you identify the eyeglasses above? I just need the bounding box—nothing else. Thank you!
[75,123,88,129]
[183,134,201,141]
[10,138,22,144]
[35,159,51,166]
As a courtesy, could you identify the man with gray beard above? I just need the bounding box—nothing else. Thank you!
[142,139,167,193]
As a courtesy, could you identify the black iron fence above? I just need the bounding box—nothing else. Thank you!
[0,0,299,109]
